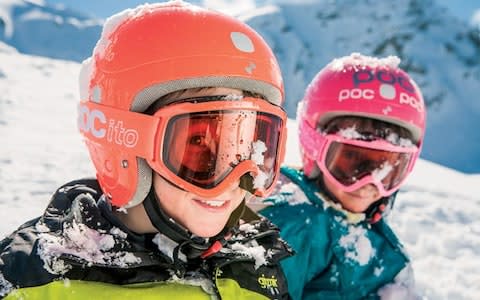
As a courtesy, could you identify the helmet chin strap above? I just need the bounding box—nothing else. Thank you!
[363,194,396,224]
[142,185,246,260]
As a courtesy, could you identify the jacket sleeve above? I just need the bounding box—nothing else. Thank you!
[261,203,332,300]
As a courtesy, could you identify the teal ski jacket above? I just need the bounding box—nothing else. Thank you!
[260,167,413,300]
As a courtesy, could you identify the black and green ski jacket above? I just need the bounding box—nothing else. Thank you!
[0,179,292,299]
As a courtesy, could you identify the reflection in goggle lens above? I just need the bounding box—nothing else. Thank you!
[325,141,413,191]
[163,110,282,190]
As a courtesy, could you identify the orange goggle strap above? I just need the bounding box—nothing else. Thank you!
[78,98,287,198]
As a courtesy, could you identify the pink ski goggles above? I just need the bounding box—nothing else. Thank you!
[300,120,419,197]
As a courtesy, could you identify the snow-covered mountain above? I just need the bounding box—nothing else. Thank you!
[0,0,101,61]
[241,0,480,174]
[0,47,479,300]
[0,0,479,174]
[472,9,480,29]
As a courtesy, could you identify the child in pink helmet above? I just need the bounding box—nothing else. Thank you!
[257,53,426,299]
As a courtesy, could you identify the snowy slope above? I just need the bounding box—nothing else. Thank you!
[0,46,479,300]
[0,44,91,223]
[1,0,479,173]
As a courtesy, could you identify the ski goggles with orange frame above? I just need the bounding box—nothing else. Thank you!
[299,120,418,197]
[78,97,287,198]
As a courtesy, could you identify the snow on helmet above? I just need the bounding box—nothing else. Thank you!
[78,2,284,208]
[298,53,426,178]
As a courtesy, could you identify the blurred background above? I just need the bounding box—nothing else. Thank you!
[2,0,478,174]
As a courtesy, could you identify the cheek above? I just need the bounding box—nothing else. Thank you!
[153,174,187,210]
[323,176,343,197]
[235,189,247,204]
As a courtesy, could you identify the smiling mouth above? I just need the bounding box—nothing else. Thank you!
[194,199,229,209]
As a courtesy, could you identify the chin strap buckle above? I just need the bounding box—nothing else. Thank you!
[369,203,387,224]
[200,240,223,259]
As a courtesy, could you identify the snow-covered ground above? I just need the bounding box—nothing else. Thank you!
[0,48,479,299]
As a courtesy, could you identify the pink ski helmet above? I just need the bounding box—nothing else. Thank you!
[298,53,426,178]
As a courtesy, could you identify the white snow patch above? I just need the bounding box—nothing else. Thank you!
[223,93,244,101]
[378,264,420,299]
[339,225,374,265]
[329,52,401,72]
[336,126,415,148]
[35,222,50,233]
[91,1,195,59]
[115,206,128,214]
[279,182,310,205]
[386,133,415,148]
[239,222,259,235]
[231,242,267,269]
[374,266,385,277]
[252,171,269,189]
[470,9,480,28]
[168,272,217,299]
[372,162,394,182]
[78,57,93,100]
[251,140,267,166]
[19,9,61,23]
[109,227,128,239]
[250,140,270,189]
[79,1,199,100]
[152,232,187,263]
[37,221,140,275]
[338,126,363,140]
[63,278,71,287]
[0,273,14,297]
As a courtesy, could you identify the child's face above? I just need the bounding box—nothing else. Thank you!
[319,116,415,213]
[323,176,381,213]
[152,172,246,237]
[153,87,248,237]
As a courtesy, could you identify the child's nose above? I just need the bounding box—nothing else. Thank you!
[356,183,380,198]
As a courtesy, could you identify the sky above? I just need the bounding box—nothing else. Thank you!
[43,0,480,24]
[0,46,479,299]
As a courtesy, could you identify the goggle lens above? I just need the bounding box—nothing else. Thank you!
[325,141,414,192]
[162,110,283,189]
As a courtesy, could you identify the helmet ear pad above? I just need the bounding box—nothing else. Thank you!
[85,137,152,208]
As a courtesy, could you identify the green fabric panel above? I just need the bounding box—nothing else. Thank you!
[216,278,269,300]
[4,280,212,300]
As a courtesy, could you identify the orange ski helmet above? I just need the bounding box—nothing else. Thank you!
[78,2,284,208]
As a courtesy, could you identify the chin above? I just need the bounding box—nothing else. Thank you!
[341,202,368,214]
[190,222,226,238]
[348,207,367,214]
